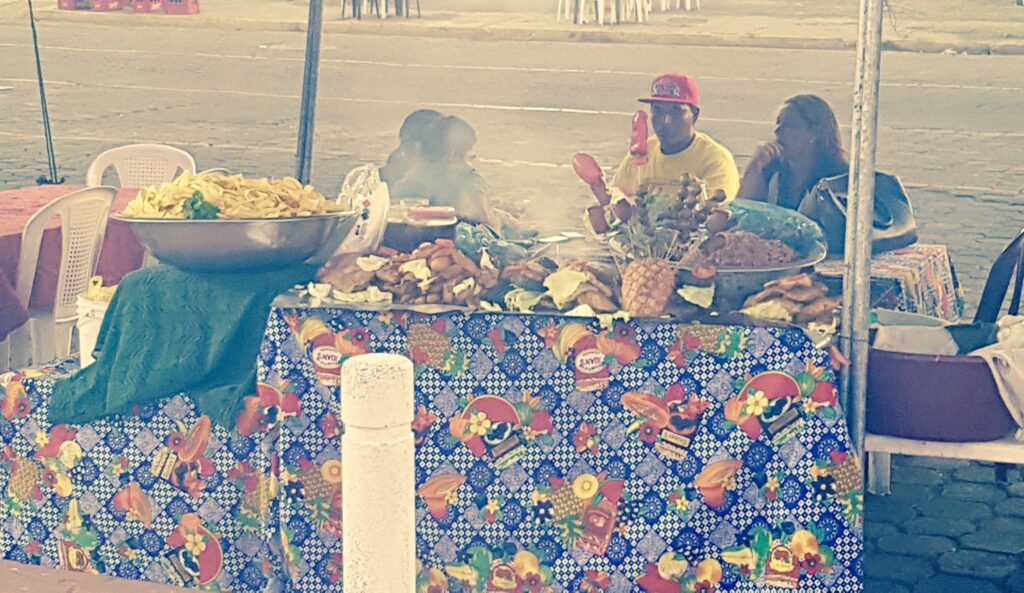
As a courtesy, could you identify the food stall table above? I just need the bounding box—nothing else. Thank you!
[0,365,288,592]
[816,244,963,321]
[268,303,865,592]
[0,185,144,340]
[0,302,863,592]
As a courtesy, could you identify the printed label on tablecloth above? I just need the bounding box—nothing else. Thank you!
[312,345,342,384]
[573,335,610,392]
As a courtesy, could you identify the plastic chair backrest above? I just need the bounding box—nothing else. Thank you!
[15,186,118,323]
[335,164,390,256]
[974,229,1024,324]
[85,143,196,187]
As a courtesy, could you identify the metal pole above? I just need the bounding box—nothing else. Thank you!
[27,0,60,184]
[838,0,870,416]
[295,0,325,184]
[841,0,884,457]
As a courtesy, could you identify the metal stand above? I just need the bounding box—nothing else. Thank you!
[840,0,884,458]
[295,0,325,183]
[26,0,61,184]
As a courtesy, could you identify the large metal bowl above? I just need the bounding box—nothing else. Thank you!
[672,199,830,310]
[675,243,828,311]
[113,211,357,272]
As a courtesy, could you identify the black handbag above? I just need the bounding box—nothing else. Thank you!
[798,171,918,256]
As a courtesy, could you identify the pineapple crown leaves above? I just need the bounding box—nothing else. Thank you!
[619,183,708,263]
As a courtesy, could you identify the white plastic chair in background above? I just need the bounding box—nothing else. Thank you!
[556,0,572,21]
[623,0,648,21]
[87,144,196,269]
[648,0,695,11]
[558,0,617,24]
[6,186,118,368]
[85,143,196,188]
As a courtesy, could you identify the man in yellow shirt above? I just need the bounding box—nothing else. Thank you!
[611,73,740,201]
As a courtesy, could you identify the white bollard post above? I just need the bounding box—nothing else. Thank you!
[341,353,416,593]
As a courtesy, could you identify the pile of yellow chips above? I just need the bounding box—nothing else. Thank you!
[121,171,346,219]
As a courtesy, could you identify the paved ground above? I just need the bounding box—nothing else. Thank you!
[0,560,187,591]
[5,0,1024,54]
[865,460,1024,592]
[2,1,1024,590]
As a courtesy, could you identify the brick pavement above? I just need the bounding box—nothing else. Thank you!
[865,457,1024,593]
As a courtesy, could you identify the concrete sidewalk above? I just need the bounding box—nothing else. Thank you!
[4,0,1024,54]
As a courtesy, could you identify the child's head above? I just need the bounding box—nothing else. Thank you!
[398,109,443,151]
[422,116,478,165]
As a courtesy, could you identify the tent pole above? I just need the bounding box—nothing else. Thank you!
[838,0,870,417]
[27,0,60,184]
[295,0,325,184]
[841,0,884,457]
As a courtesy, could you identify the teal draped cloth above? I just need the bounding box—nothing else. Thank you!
[50,264,315,427]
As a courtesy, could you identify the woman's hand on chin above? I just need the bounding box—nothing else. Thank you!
[748,142,784,173]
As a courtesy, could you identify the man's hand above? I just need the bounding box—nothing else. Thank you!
[748,142,783,172]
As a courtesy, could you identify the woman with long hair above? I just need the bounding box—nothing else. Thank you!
[738,94,849,210]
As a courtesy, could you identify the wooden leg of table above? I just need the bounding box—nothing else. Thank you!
[0,338,9,373]
[55,322,73,360]
[867,451,892,495]
[8,325,30,369]
[996,463,1012,483]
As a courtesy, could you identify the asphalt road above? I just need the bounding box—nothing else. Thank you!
[2,21,1023,303]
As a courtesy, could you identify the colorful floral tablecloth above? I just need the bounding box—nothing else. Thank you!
[817,244,963,321]
[0,306,864,592]
[267,306,864,593]
[0,361,293,592]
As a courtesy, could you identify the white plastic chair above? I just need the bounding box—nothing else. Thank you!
[7,186,118,368]
[556,0,572,21]
[623,0,648,21]
[87,144,195,269]
[558,0,611,24]
[85,143,196,188]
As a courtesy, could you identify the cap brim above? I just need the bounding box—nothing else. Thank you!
[639,97,698,106]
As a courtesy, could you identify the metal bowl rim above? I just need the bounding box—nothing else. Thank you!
[111,211,354,223]
[673,241,828,273]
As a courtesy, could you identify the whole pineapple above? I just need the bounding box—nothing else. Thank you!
[619,190,676,317]
[621,257,675,317]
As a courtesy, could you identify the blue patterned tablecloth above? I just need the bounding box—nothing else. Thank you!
[267,306,864,593]
[0,306,864,593]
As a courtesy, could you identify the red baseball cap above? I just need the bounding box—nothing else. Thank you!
[639,73,701,109]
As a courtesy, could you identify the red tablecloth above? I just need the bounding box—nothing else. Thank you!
[0,185,142,340]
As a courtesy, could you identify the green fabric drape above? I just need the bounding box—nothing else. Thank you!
[50,264,315,427]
